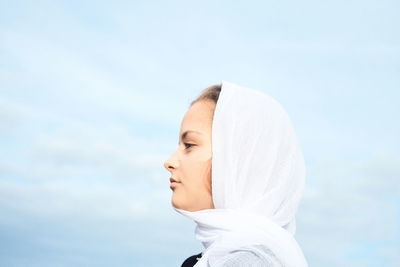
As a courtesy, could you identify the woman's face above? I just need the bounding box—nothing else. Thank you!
[164,100,215,212]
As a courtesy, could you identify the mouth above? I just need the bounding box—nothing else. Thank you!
[169,177,180,183]
[169,177,181,189]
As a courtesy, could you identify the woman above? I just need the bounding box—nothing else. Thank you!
[164,81,308,267]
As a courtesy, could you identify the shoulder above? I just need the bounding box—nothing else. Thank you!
[181,252,203,267]
[214,247,284,267]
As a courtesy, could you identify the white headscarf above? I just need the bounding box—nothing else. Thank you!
[174,80,308,267]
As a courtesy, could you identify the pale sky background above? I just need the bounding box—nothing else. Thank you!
[0,0,399,266]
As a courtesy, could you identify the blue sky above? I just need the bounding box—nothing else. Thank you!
[0,0,399,266]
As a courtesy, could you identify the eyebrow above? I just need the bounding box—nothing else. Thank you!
[178,130,202,145]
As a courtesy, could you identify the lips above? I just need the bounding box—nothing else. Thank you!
[170,177,180,183]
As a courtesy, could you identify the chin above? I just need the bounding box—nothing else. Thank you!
[171,193,182,209]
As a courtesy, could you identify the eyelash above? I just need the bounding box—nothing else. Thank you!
[184,143,196,149]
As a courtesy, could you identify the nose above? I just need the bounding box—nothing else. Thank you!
[164,153,179,172]
[163,160,172,171]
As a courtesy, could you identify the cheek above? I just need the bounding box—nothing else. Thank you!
[181,158,205,181]
[182,153,212,188]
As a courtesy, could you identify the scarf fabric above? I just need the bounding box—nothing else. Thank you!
[174,80,308,267]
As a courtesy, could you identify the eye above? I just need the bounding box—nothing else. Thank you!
[184,143,196,149]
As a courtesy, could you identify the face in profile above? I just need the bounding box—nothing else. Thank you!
[164,100,215,212]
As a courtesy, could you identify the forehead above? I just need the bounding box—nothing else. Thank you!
[180,101,214,134]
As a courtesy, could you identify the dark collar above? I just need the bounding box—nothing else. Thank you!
[181,252,203,267]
